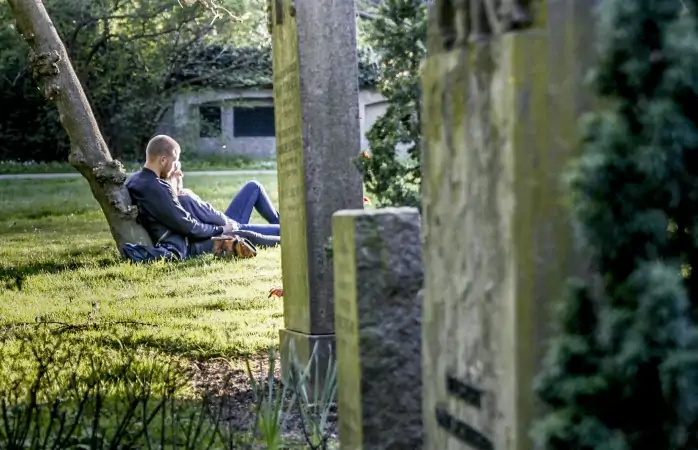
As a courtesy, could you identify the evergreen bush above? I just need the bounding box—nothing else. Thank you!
[355,0,427,207]
[534,1,698,448]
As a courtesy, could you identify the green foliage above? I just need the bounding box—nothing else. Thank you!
[0,0,380,164]
[286,341,338,449]
[533,1,698,448]
[168,44,381,90]
[0,1,66,161]
[355,0,426,208]
[0,0,378,162]
[0,0,256,162]
[216,0,271,46]
[246,341,338,449]
[0,329,237,449]
[0,329,338,449]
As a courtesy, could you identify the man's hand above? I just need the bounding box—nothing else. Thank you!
[222,222,238,234]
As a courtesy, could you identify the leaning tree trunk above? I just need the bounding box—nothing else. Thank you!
[6,0,153,252]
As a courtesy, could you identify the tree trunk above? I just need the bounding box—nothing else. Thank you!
[6,0,153,252]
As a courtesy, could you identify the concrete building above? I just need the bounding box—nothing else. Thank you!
[156,88,387,159]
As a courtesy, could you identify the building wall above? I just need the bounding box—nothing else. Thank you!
[359,91,388,150]
[158,89,388,159]
[357,94,411,158]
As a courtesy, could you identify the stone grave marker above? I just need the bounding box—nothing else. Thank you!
[420,0,597,448]
[270,0,364,377]
[333,207,423,450]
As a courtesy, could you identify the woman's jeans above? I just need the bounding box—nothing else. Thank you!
[224,181,280,237]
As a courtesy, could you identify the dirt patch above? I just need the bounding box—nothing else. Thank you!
[187,357,338,448]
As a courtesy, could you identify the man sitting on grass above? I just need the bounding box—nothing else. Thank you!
[125,135,238,260]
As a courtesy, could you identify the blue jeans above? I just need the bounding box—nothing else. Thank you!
[224,181,280,236]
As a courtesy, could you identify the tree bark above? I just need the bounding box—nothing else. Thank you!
[6,0,153,252]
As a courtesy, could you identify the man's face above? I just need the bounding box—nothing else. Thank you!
[159,151,179,179]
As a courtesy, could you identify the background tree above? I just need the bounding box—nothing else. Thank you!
[0,0,254,162]
[355,0,426,207]
[6,0,153,249]
[533,0,698,448]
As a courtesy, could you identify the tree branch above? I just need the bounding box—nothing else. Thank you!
[6,0,153,251]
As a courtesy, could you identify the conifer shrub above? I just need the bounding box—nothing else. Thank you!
[534,1,698,448]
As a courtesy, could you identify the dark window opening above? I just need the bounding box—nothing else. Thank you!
[199,106,222,138]
[233,106,275,138]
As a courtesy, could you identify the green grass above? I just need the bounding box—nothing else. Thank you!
[0,172,359,447]
[0,174,283,372]
[0,155,278,174]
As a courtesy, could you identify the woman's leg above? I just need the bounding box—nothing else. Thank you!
[233,229,280,247]
[224,181,280,224]
[237,223,280,236]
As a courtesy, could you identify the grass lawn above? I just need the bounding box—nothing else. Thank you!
[0,173,283,377]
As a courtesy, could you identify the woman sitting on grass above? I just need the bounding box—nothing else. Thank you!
[168,161,280,248]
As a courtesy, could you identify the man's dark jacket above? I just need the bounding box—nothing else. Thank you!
[125,168,223,258]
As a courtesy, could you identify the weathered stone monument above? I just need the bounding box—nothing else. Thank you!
[421,0,597,448]
[333,208,423,450]
[270,0,364,375]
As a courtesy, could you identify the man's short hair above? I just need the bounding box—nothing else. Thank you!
[146,135,180,160]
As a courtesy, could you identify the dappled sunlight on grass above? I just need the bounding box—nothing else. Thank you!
[0,174,283,367]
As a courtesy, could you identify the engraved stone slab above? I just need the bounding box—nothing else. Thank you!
[333,208,423,450]
[421,1,596,448]
[271,0,364,374]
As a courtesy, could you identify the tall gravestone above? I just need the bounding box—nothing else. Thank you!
[270,0,364,376]
[421,0,597,449]
[333,208,423,450]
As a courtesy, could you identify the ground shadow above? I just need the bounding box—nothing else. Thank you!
[87,328,254,361]
[1,256,118,289]
[160,300,233,316]
[0,245,225,290]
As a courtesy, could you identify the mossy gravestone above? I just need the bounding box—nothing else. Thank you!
[420,0,596,448]
[270,0,364,378]
[333,208,423,450]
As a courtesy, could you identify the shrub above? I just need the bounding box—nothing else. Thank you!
[533,1,698,448]
[355,0,427,208]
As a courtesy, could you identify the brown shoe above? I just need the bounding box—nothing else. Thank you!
[212,236,258,259]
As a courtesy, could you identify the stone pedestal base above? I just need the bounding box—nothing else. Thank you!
[279,329,336,392]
